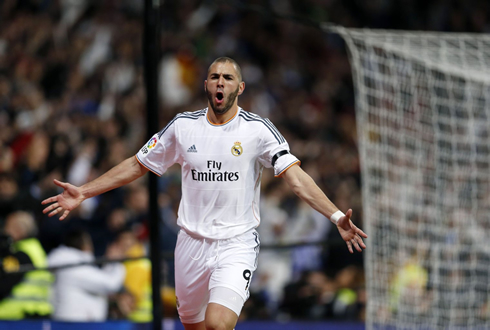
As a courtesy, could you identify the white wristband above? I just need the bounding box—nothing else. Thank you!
[330,210,345,225]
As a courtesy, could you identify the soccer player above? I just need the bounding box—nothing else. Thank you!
[42,57,367,330]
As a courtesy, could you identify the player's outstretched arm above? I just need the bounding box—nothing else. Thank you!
[42,156,148,220]
[281,164,367,253]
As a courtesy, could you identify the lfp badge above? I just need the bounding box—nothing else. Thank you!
[147,137,157,149]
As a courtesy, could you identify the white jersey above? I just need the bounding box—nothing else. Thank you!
[135,107,300,239]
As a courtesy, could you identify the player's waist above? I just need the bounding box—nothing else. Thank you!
[178,219,259,241]
[179,226,258,241]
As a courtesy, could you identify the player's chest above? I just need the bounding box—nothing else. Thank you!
[176,129,260,168]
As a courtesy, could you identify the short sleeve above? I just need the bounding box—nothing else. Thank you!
[257,118,300,177]
[135,119,180,176]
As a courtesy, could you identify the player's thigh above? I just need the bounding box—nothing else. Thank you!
[210,229,259,303]
[174,230,211,323]
[205,302,239,330]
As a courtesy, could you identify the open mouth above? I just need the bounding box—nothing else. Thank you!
[215,91,224,104]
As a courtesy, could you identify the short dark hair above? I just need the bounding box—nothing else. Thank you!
[64,229,90,251]
[208,57,243,82]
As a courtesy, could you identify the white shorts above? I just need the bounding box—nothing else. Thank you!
[174,228,260,324]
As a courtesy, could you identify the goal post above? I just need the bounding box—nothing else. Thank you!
[330,27,490,329]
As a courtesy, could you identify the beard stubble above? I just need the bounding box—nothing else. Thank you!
[206,85,240,116]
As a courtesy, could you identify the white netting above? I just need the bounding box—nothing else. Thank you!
[333,27,490,329]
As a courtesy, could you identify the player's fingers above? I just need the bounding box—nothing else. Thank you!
[356,235,366,249]
[42,202,59,214]
[350,222,367,238]
[357,238,366,249]
[350,238,356,250]
[352,238,362,252]
[53,179,68,189]
[346,240,354,254]
[48,207,63,217]
[357,228,368,238]
[41,196,58,205]
[59,210,70,221]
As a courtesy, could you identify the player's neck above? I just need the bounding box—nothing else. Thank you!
[207,104,238,125]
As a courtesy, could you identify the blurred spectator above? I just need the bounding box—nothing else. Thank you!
[0,211,52,320]
[239,291,271,321]
[389,248,431,320]
[158,184,180,288]
[0,171,42,219]
[289,200,332,278]
[0,173,22,218]
[0,233,32,301]
[279,270,337,320]
[253,179,332,314]
[161,286,178,319]
[0,146,14,173]
[159,46,199,108]
[279,266,364,321]
[114,229,152,322]
[330,265,363,320]
[48,229,125,321]
[253,180,292,312]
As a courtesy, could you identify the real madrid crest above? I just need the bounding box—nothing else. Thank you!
[231,141,243,156]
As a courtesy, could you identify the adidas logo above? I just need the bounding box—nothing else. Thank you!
[187,145,197,153]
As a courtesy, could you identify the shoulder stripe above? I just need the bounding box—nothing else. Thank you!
[240,111,285,144]
[264,118,286,143]
[239,110,265,122]
[239,112,285,144]
[239,113,280,143]
[240,110,260,119]
[182,108,206,117]
[158,110,205,138]
[239,112,283,143]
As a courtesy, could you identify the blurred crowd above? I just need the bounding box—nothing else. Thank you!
[0,0,488,324]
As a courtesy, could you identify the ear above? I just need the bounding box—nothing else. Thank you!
[204,80,207,92]
[238,81,245,95]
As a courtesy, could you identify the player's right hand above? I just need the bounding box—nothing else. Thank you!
[41,179,85,221]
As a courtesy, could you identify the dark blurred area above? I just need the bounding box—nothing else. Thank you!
[0,0,488,322]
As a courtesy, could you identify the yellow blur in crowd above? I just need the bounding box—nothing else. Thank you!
[123,242,152,322]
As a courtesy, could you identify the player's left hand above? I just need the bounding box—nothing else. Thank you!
[337,209,367,253]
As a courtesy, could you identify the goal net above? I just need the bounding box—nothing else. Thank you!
[332,27,490,329]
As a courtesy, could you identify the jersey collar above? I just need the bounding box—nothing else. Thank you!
[206,107,240,127]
